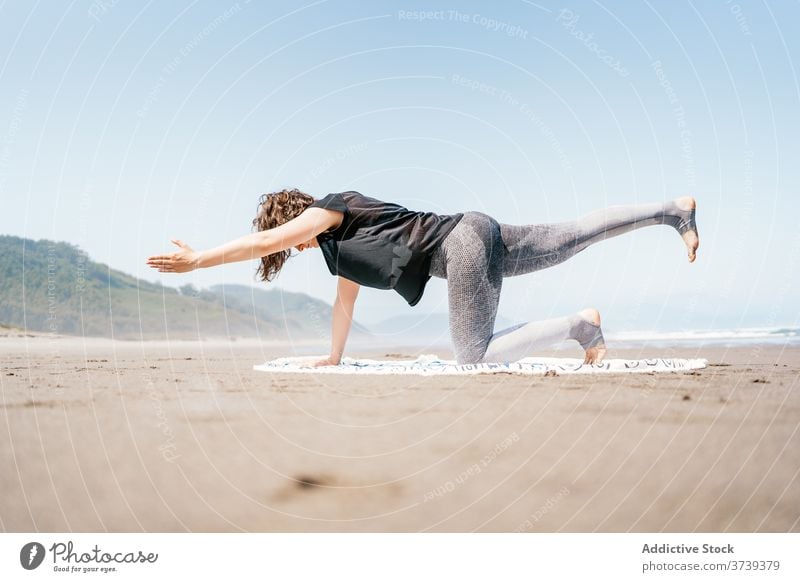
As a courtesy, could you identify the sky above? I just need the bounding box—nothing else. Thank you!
[0,0,798,331]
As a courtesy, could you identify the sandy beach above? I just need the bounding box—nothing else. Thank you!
[1,335,798,532]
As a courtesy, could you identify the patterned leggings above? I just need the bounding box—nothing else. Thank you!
[428,200,696,364]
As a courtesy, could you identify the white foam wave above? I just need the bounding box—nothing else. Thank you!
[607,327,800,344]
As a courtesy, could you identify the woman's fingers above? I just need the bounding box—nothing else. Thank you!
[147,257,181,271]
[148,240,193,267]
[147,254,180,264]
[147,242,195,274]
[582,346,607,366]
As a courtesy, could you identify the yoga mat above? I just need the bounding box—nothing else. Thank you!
[253,354,708,376]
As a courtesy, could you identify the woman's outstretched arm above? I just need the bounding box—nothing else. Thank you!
[146,207,340,273]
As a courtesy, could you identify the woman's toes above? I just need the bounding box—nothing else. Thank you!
[682,228,699,262]
[583,345,607,365]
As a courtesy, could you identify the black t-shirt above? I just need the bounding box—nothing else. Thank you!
[308,191,463,306]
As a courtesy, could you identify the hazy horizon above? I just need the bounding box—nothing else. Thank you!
[3,230,798,338]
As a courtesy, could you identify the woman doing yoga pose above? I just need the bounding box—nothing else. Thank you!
[146,189,699,367]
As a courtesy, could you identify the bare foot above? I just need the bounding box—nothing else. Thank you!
[577,307,607,365]
[675,196,699,263]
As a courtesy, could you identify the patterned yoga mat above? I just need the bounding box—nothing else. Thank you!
[253,354,708,376]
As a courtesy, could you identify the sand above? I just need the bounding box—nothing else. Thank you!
[1,335,798,532]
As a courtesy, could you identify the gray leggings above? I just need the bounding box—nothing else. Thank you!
[428,200,696,364]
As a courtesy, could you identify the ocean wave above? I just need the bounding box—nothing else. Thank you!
[606,327,800,345]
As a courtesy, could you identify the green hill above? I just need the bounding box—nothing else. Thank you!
[0,235,368,340]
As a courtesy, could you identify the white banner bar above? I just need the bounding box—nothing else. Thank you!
[1,533,798,581]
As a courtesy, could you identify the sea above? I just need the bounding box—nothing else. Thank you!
[605,326,800,348]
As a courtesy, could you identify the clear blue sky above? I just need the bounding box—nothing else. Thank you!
[1,0,797,331]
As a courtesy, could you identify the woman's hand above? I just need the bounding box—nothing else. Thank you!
[147,240,201,273]
[310,355,341,367]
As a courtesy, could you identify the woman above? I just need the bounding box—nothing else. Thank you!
[146,189,698,367]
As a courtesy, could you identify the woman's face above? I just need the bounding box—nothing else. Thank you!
[294,237,319,253]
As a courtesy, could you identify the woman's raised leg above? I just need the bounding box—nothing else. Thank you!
[433,198,698,365]
[500,196,699,277]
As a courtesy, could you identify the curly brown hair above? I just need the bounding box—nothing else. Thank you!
[252,188,315,281]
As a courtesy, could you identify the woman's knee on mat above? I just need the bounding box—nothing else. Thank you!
[454,343,490,365]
